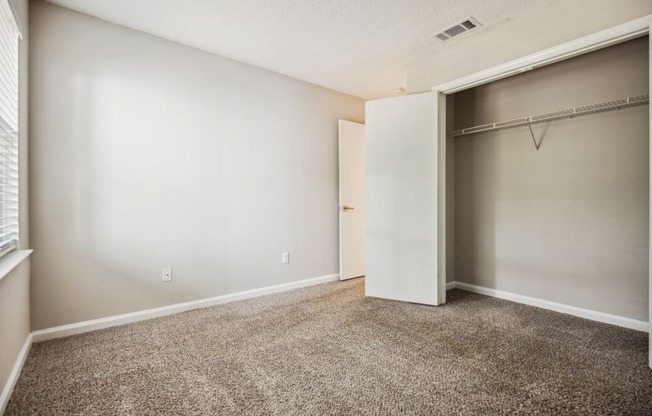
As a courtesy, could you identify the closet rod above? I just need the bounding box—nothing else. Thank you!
[449,94,649,138]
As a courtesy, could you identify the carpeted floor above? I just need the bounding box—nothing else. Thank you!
[6,278,652,415]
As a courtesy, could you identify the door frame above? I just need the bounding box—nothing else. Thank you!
[432,15,652,367]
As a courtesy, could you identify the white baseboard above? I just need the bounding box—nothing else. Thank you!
[448,281,649,333]
[0,333,32,414]
[32,273,340,343]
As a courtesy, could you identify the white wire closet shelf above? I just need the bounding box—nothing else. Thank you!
[449,94,649,138]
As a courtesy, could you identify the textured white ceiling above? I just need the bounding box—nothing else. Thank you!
[44,0,559,99]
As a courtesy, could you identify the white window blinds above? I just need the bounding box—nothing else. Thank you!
[0,0,19,258]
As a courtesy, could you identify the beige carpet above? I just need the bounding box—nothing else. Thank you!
[7,278,652,415]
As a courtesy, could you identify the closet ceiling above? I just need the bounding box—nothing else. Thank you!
[44,0,559,100]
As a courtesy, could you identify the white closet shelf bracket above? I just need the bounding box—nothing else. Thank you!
[526,122,542,150]
[449,94,650,151]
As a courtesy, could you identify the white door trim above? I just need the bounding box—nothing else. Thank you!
[432,15,652,368]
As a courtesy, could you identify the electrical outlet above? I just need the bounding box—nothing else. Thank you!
[282,252,289,264]
[162,267,172,282]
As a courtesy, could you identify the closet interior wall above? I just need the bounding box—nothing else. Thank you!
[449,37,649,321]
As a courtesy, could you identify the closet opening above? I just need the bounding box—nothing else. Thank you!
[440,36,649,329]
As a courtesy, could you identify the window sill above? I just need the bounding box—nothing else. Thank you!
[0,249,32,282]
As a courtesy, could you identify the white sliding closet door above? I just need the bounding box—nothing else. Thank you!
[365,92,443,305]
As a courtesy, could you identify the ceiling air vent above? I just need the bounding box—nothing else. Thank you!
[432,17,481,41]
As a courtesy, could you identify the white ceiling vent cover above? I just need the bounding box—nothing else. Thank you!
[432,17,482,41]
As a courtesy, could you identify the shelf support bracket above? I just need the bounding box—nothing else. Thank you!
[527,122,542,150]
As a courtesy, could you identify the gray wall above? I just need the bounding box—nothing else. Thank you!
[29,1,364,330]
[452,38,649,321]
[407,0,652,93]
[446,96,456,283]
[1,0,30,406]
[0,262,30,405]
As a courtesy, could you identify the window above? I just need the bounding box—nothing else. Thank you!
[0,0,20,258]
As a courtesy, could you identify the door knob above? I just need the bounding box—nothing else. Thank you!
[342,205,355,211]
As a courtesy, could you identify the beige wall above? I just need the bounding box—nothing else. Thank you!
[452,38,649,321]
[407,0,652,93]
[1,0,30,407]
[29,1,364,330]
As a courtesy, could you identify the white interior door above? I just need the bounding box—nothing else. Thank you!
[365,92,444,305]
[339,120,365,280]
